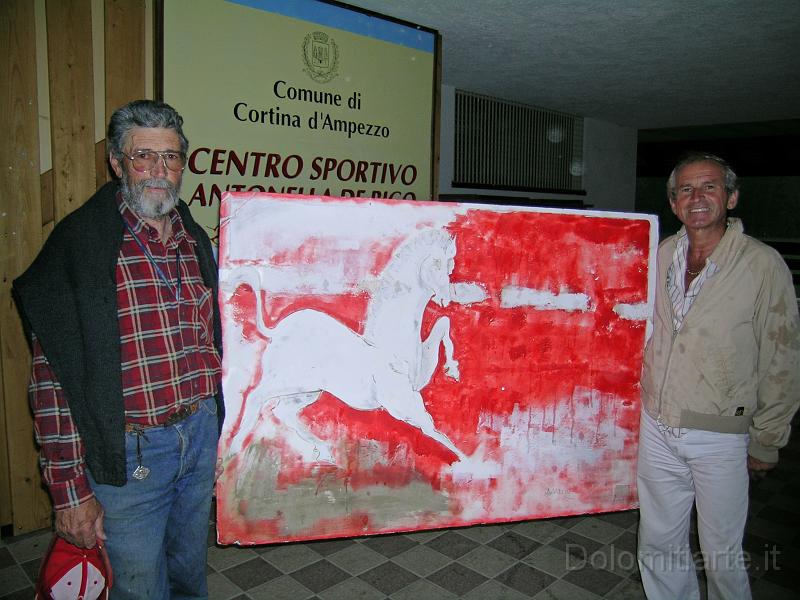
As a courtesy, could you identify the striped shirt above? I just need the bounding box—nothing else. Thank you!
[28,193,221,509]
[666,227,720,332]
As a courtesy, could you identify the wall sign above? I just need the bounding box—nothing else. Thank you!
[162,0,439,241]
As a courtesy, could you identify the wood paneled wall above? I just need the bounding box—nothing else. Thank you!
[0,0,147,535]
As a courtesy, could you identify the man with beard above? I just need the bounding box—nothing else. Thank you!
[14,100,223,599]
[637,153,799,599]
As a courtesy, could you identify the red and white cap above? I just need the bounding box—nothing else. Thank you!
[36,535,112,600]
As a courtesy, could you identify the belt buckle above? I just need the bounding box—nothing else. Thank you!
[164,401,196,427]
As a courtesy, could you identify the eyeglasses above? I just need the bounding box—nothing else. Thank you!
[121,150,186,172]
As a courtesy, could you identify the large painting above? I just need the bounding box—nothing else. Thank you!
[215,193,657,545]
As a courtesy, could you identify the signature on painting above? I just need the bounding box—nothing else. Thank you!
[545,487,575,497]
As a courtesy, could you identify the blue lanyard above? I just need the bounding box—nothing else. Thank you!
[123,221,182,304]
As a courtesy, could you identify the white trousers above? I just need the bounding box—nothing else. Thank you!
[637,411,751,600]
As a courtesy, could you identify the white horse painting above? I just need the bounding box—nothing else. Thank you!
[224,228,467,464]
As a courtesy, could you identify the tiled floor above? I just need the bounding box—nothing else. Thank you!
[3,425,800,599]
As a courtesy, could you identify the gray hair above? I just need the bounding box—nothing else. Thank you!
[666,152,738,200]
[107,99,189,157]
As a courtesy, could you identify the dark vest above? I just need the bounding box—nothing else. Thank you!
[13,181,223,486]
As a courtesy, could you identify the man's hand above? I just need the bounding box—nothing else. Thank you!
[54,498,106,548]
[747,455,777,481]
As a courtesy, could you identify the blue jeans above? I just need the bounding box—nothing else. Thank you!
[88,396,218,600]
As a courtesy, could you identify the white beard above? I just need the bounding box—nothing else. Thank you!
[120,172,181,219]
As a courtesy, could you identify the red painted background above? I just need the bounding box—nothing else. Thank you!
[216,195,653,545]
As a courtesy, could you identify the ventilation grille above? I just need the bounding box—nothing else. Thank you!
[454,90,584,193]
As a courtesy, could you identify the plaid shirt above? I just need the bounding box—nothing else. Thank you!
[29,194,221,509]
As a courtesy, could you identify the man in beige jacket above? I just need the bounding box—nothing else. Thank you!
[637,153,799,600]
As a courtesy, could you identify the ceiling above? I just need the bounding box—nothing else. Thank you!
[344,0,800,132]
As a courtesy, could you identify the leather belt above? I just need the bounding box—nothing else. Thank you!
[124,400,202,432]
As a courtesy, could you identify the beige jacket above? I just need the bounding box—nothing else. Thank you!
[641,219,800,462]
